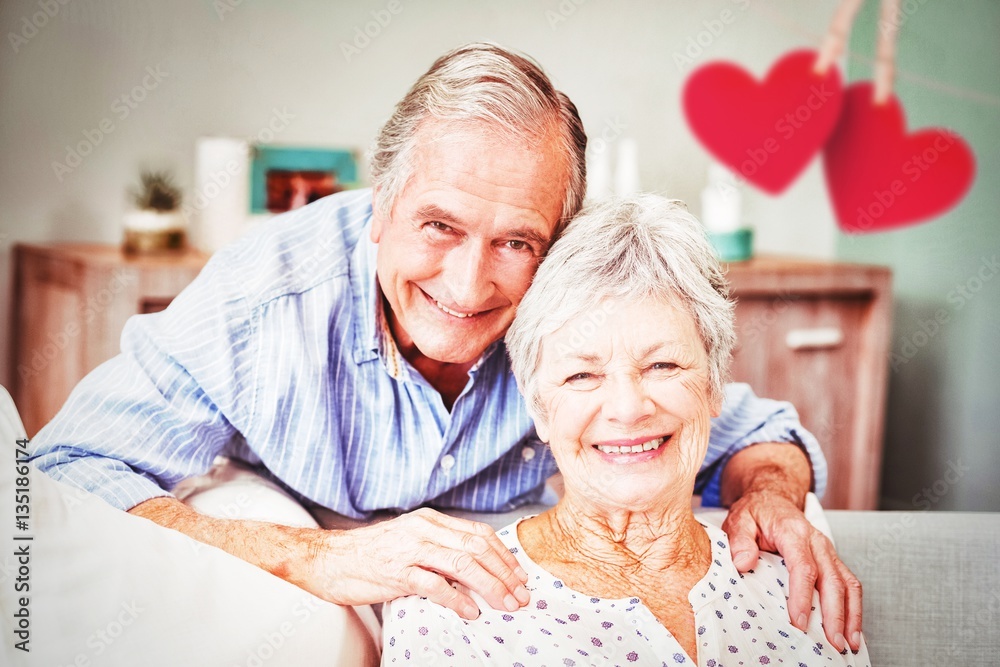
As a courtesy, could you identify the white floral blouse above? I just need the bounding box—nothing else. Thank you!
[382,516,870,666]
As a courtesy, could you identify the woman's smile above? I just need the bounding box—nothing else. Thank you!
[591,434,670,461]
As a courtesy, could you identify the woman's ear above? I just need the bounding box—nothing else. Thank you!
[531,400,550,443]
[710,390,723,419]
[534,418,550,443]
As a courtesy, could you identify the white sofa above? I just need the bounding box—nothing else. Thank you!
[4,386,998,666]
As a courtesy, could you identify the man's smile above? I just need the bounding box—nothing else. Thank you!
[419,287,493,320]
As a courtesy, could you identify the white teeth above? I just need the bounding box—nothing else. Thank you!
[435,300,476,318]
[595,437,665,455]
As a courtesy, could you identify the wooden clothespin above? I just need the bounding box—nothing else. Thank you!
[813,0,900,104]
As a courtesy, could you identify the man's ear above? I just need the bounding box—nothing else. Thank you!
[370,187,386,243]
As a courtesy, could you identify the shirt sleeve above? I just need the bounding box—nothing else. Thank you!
[27,252,258,511]
[695,382,827,507]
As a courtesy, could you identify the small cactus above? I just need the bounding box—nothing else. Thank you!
[129,170,181,212]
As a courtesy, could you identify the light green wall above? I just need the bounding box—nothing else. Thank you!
[837,1,1000,510]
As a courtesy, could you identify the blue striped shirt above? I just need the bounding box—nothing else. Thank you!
[29,189,826,517]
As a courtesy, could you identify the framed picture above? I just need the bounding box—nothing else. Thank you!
[249,146,359,214]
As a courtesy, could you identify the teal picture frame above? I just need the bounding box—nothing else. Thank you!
[250,145,358,213]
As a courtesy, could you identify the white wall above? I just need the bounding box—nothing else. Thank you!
[0,0,843,386]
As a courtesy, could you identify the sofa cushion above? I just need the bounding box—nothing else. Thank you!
[828,509,1000,667]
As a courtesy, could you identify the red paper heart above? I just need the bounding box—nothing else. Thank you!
[683,50,843,194]
[823,82,976,233]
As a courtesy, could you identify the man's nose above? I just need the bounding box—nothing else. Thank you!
[602,375,655,426]
[442,242,494,308]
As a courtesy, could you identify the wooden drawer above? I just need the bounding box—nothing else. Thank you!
[726,257,892,509]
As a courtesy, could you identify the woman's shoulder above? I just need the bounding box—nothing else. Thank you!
[494,517,526,548]
[495,514,544,570]
[696,519,793,599]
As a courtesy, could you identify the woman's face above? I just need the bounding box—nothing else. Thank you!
[534,296,721,512]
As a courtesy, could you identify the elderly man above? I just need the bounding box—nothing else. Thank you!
[30,42,861,653]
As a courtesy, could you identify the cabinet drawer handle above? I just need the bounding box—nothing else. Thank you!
[786,327,844,350]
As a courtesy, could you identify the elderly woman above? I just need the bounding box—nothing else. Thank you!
[381,195,870,666]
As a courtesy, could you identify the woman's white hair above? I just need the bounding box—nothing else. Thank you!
[505,194,736,422]
[370,42,587,232]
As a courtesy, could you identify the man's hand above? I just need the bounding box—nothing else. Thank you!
[130,499,529,620]
[719,443,863,654]
[308,508,530,619]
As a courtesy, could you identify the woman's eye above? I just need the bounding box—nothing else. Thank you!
[650,362,679,372]
[566,372,592,383]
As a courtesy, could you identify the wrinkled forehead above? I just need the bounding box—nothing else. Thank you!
[397,120,568,232]
[538,293,703,366]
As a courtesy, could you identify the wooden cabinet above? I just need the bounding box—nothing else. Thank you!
[10,244,208,437]
[726,256,892,510]
[9,246,891,509]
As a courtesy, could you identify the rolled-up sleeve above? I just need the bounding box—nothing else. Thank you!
[695,382,827,507]
[28,253,257,511]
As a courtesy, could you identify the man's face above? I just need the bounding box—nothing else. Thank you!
[371,120,568,366]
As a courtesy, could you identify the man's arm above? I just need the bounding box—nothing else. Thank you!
[128,497,530,619]
[719,442,863,655]
[30,202,530,620]
[28,254,253,510]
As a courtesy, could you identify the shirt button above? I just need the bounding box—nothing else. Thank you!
[440,455,456,471]
[521,446,536,462]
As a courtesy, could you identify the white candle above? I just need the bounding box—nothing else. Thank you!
[614,138,640,196]
[701,163,742,234]
[191,137,251,253]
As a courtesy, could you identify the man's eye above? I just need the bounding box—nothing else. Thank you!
[427,221,452,233]
[506,239,530,252]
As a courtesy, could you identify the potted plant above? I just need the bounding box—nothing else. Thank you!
[123,170,186,254]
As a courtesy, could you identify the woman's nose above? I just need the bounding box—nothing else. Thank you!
[601,375,655,426]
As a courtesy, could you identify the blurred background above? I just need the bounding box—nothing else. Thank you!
[1,0,997,511]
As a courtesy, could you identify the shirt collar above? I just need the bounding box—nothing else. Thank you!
[349,217,388,362]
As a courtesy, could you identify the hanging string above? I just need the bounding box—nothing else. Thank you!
[755,0,1000,109]
[873,0,900,103]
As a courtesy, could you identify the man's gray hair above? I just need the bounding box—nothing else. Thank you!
[370,42,587,232]
[505,194,736,422]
